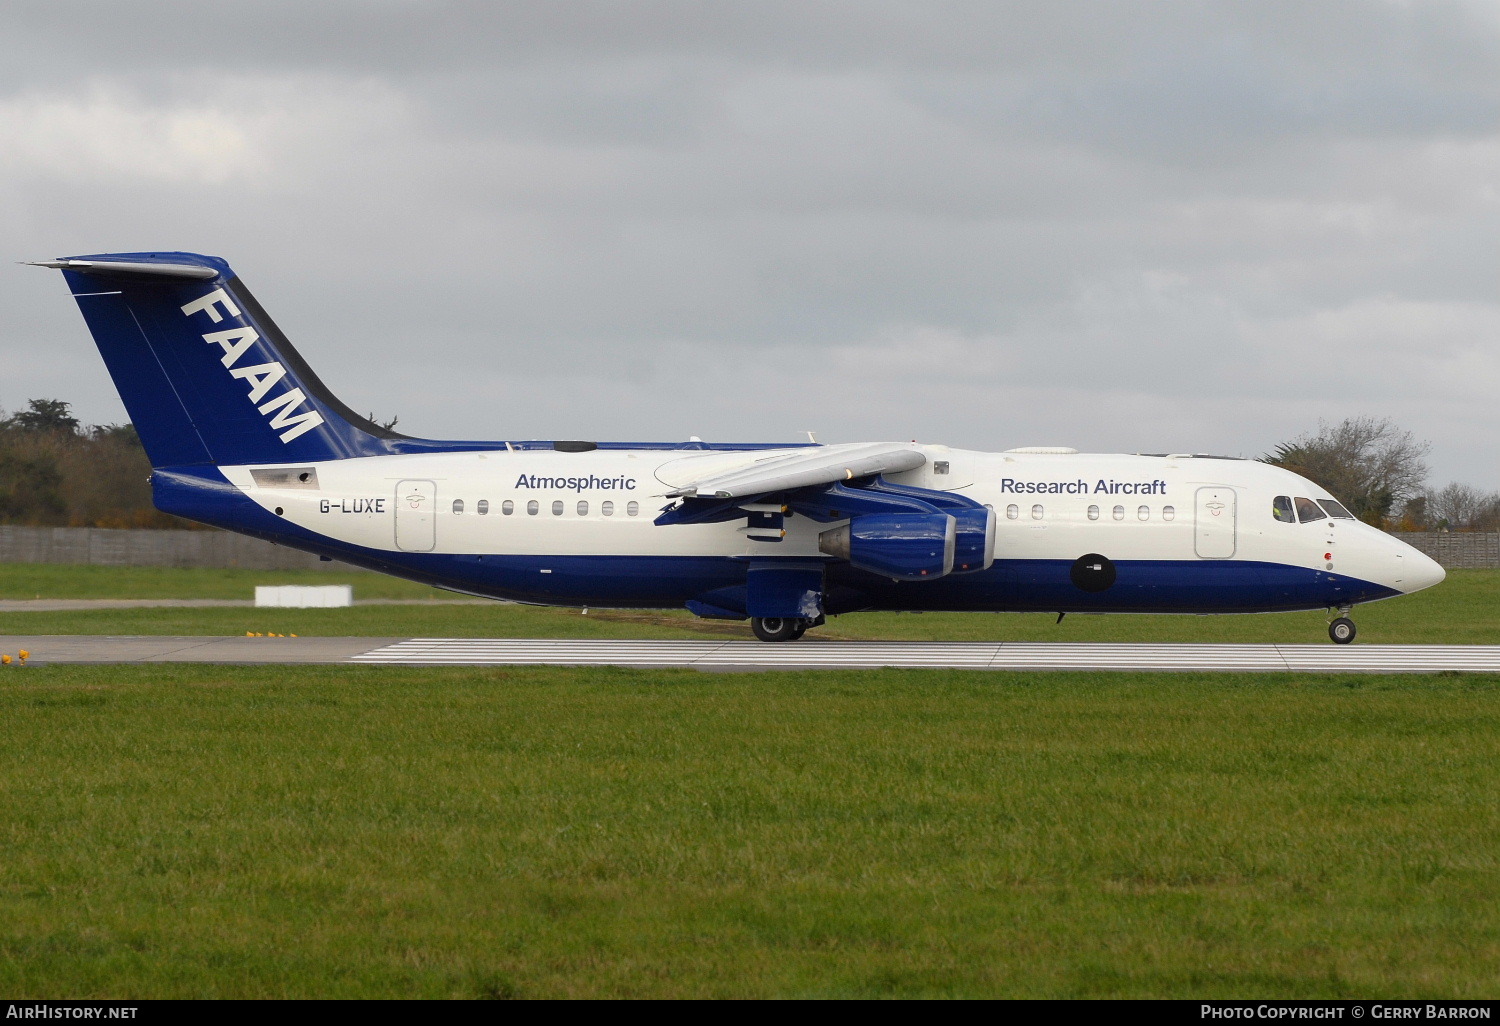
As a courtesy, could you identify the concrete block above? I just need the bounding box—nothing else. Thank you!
[254,585,353,608]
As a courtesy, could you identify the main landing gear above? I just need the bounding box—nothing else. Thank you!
[1329,607,1357,645]
[751,616,821,642]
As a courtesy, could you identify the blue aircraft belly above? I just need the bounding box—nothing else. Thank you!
[353,553,1396,613]
[826,559,1399,614]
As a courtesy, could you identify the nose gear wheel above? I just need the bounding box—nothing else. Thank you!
[1329,617,1356,644]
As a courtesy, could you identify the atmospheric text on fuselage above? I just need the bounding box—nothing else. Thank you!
[514,474,638,492]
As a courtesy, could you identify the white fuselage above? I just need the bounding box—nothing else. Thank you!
[216,445,1444,609]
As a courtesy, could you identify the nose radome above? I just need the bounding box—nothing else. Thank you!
[1410,550,1446,592]
[1393,544,1446,593]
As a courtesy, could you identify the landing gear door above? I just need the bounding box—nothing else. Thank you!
[395,479,436,552]
[1194,486,1236,559]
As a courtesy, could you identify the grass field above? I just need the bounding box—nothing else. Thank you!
[0,665,1497,999]
[1,563,1496,644]
[1,563,1497,998]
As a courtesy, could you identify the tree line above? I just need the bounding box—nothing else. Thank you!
[0,399,182,528]
[0,400,1493,532]
[1262,416,1499,531]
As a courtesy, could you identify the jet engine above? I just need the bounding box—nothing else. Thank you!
[949,506,996,573]
[817,512,956,581]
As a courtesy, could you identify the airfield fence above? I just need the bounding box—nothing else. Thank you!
[1394,532,1500,570]
[0,526,1495,570]
[0,526,338,571]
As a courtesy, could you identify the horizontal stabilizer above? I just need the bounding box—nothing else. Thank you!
[24,259,219,282]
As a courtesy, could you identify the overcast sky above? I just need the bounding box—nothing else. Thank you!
[2,0,1496,490]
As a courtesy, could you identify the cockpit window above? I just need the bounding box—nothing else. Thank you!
[1294,497,1327,523]
[1272,496,1295,523]
[1317,499,1355,520]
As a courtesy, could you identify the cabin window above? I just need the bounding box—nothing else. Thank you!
[502,500,514,515]
[1006,504,1019,520]
[1112,505,1125,521]
[1272,495,1295,523]
[1031,504,1044,520]
[1162,505,1175,521]
[933,461,950,475]
[527,500,538,516]
[1087,505,1100,521]
[1294,496,1326,523]
[1318,499,1356,520]
[552,500,564,516]
[452,499,464,515]
[602,500,614,516]
[1137,505,1149,521]
[477,499,489,515]
[627,501,640,517]
[577,500,588,516]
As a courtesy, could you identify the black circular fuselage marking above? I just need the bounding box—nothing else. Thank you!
[1070,553,1116,592]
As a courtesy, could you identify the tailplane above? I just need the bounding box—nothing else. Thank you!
[33,252,403,468]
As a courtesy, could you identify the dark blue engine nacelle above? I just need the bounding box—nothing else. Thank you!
[950,506,996,574]
[817,513,956,581]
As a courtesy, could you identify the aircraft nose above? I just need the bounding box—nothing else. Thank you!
[1394,543,1446,594]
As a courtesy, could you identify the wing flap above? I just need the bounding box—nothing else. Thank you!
[664,442,926,499]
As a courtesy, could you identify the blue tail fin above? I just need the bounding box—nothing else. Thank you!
[36,252,403,468]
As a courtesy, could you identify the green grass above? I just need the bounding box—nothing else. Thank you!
[0,665,1496,998]
[0,565,1496,644]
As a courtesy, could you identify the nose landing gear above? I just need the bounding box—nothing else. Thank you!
[1329,607,1357,645]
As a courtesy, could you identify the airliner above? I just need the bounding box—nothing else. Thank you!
[32,252,1445,643]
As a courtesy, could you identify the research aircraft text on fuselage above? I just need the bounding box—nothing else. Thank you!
[31,252,1444,643]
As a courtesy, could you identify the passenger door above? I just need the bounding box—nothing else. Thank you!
[1194,486,1236,559]
[395,479,436,552]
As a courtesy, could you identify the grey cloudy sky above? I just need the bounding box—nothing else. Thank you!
[2,0,1496,489]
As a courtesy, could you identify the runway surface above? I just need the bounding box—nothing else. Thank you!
[3,635,1499,672]
[352,639,1500,672]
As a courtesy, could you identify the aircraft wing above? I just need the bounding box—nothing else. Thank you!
[662,442,926,499]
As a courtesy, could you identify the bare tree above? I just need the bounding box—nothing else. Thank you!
[1421,482,1500,531]
[1262,416,1430,527]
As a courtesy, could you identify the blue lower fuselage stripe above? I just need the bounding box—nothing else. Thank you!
[338,553,1395,613]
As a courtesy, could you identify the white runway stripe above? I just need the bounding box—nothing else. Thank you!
[349,639,1500,673]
